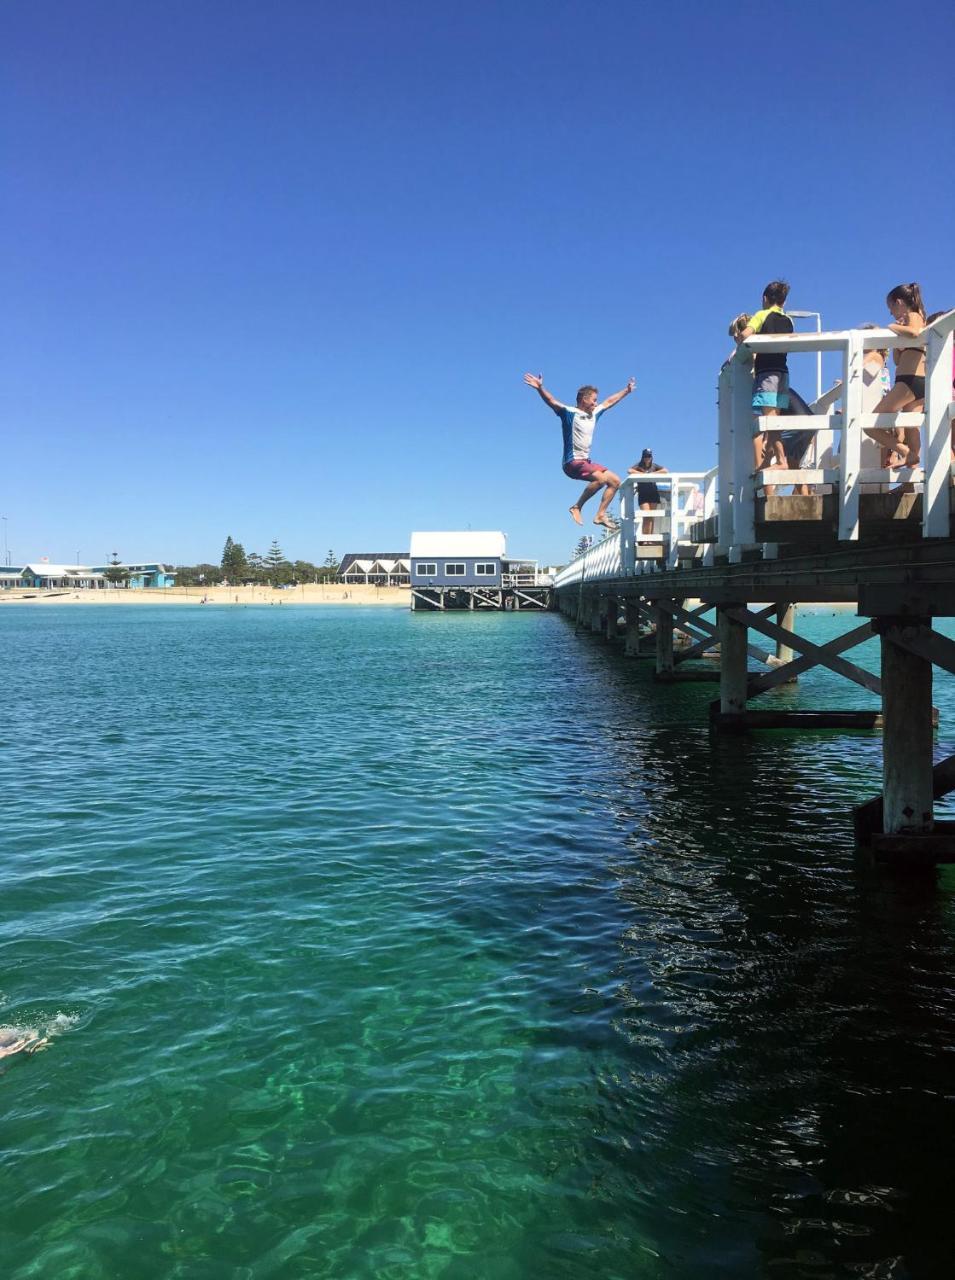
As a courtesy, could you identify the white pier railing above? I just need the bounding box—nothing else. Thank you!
[554,309,955,590]
[555,468,717,588]
[724,309,955,549]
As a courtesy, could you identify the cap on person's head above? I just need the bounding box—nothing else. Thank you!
[641,448,653,459]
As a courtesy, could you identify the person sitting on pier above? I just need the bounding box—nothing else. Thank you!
[523,372,635,528]
[864,283,927,468]
[628,448,667,539]
[734,281,794,489]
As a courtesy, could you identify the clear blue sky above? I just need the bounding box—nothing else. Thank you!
[3,0,953,568]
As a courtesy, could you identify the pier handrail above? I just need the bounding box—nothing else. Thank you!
[556,466,718,588]
[723,311,955,548]
[554,310,954,591]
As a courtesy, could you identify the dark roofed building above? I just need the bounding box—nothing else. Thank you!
[339,553,410,586]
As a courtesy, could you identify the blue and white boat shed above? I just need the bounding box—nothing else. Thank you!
[409,531,505,588]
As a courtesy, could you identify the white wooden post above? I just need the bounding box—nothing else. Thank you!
[717,367,734,553]
[923,323,954,539]
[838,332,862,541]
[731,359,755,550]
[619,480,636,574]
[666,472,679,570]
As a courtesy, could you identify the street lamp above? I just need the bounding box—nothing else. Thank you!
[788,310,823,401]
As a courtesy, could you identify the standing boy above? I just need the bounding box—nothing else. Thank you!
[523,373,635,527]
[737,281,793,478]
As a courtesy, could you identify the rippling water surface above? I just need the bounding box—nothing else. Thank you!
[3,604,955,1279]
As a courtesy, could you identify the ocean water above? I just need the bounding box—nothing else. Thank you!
[2,604,955,1280]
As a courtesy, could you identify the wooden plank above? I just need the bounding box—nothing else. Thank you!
[871,827,955,863]
[728,606,882,697]
[654,669,721,683]
[712,709,885,730]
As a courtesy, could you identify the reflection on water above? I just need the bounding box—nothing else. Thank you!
[1,605,954,1278]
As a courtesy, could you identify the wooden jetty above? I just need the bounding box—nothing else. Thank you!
[411,582,551,611]
[553,311,955,868]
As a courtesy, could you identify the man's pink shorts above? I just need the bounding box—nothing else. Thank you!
[563,459,606,480]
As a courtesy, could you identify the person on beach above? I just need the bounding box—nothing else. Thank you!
[628,448,667,538]
[523,373,635,528]
[734,282,794,483]
[864,283,927,467]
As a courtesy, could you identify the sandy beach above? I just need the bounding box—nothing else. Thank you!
[0,584,409,606]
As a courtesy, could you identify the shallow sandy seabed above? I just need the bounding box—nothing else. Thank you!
[0,584,409,606]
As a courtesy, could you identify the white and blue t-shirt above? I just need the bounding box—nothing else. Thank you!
[554,403,606,465]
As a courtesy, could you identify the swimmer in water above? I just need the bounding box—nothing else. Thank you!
[0,1026,48,1060]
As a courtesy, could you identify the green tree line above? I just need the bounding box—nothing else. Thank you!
[174,539,339,587]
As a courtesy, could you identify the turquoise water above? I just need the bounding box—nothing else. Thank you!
[2,604,955,1279]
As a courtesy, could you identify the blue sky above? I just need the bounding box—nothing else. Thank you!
[3,0,953,568]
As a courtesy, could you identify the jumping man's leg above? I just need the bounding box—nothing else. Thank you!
[570,480,602,524]
[593,470,621,526]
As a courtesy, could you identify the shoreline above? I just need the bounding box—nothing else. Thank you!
[0,584,409,607]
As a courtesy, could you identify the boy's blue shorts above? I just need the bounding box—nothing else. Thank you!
[752,371,790,428]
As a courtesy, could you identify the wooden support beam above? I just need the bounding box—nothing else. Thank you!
[624,599,641,656]
[728,607,882,697]
[590,598,602,635]
[655,602,674,675]
[881,625,955,679]
[855,752,955,847]
[717,604,748,719]
[776,604,796,665]
[605,596,618,642]
[881,620,934,835]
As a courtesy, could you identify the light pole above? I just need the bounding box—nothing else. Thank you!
[789,310,823,401]
[2,515,8,566]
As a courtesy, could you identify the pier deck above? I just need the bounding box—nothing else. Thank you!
[553,311,955,866]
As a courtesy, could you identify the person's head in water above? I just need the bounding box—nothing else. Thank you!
[886,282,926,321]
[762,280,790,309]
[576,385,598,413]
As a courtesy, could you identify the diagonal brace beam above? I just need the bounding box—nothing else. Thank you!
[748,621,876,696]
[729,609,881,697]
[662,600,777,668]
[885,626,955,678]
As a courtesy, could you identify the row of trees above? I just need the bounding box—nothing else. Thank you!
[174,539,340,587]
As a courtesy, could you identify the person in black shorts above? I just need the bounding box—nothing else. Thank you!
[628,448,667,539]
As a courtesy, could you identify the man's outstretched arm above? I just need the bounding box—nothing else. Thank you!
[523,372,562,412]
[598,378,636,411]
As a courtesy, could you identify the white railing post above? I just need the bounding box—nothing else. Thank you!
[730,358,755,551]
[717,366,734,553]
[839,332,862,541]
[924,321,954,538]
[619,479,636,574]
[666,472,679,569]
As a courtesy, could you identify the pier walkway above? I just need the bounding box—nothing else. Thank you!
[553,311,955,865]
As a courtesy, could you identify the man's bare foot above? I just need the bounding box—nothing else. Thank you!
[594,513,617,529]
[569,506,583,525]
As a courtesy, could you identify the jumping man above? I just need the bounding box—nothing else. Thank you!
[523,373,635,527]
